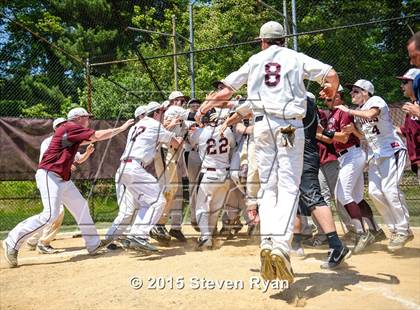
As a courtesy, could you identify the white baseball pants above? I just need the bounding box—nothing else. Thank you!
[254,116,304,253]
[196,169,230,241]
[26,205,65,247]
[368,150,410,234]
[187,149,201,225]
[107,161,166,240]
[6,169,100,252]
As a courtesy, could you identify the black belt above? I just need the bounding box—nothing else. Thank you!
[206,167,230,171]
[254,115,297,122]
[337,144,360,157]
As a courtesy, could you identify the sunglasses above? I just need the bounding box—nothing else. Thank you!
[326,99,333,102]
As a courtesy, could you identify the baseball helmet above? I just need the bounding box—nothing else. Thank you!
[201,108,217,125]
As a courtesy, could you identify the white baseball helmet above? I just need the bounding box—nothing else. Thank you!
[53,117,67,130]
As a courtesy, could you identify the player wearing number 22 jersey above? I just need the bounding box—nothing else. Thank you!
[189,118,236,250]
[342,80,412,252]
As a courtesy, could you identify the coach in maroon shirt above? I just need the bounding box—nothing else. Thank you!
[3,107,134,268]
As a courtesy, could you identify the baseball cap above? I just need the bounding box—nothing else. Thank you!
[162,100,171,109]
[168,91,185,101]
[67,107,92,120]
[258,21,284,39]
[396,68,420,80]
[345,79,374,95]
[134,106,146,118]
[188,98,201,105]
[145,101,161,114]
[52,117,67,130]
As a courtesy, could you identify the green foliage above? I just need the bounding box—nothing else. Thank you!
[1,1,419,119]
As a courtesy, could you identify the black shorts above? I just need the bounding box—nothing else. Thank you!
[298,151,327,216]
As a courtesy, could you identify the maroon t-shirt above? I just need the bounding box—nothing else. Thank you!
[400,113,420,165]
[327,108,360,154]
[317,109,338,165]
[38,122,95,181]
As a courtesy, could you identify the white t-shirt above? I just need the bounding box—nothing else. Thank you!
[223,45,332,119]
[39,136,81,163]
[189,125,235,169]
[355,96,405,159]
[120,117,175,166]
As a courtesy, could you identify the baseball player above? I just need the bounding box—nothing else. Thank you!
[291,92,350,268]
[184,98,202,231]
[152,99,189,242]
[26,117,95,254]
[105,102,183,252]
[396,68,420,182]
[198,21,339,282]
[2,107,133,267]
[189,109,236,249]
[319,87,385,254]
[337,79,412,251]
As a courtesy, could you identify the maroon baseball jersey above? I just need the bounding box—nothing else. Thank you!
[317,109,338,165]
[327,108,360,154]
[400,113,420,165]
[39,122,95,180]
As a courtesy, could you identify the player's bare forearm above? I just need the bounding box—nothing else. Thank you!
[350,107,380,119]
[200,87,234,114]
[320,68,339,99]
[86,119,134,143]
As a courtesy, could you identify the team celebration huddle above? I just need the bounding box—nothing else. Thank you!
[2,22,419,286]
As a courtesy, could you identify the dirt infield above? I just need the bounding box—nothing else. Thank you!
[1,226,419,310]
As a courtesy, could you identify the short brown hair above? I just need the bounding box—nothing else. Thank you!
[408,31,420,51]
[262,38,286,47]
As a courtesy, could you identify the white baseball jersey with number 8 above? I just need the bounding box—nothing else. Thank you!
[223,45,332,119]
[355,96,405,160]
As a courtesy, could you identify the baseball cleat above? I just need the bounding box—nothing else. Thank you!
[370,228,387,243]
[88,238,113,255]
[271,248,294,284]
[37,244,59,254]
[387,231,414,252]
[353,231,375,254]
[290,246,305,257]
[259,240,276,281]
[169,229,187,242]
[149,225,171,245]
[195,238,212,251]
[127,236,158,252]
[2,240,18,268]
[302,235,328,248]
[321,246,351,269]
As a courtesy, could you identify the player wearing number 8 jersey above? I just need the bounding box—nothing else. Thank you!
[198,21,339,282]
[189,109,236,250]
[337,80,412,252]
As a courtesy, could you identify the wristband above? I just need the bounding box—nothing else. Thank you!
[322,129,335,139]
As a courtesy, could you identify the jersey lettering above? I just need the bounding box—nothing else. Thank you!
[206,137,229,155]
[264,62,281,87]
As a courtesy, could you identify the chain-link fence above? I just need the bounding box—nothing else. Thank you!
[1,3,419,231]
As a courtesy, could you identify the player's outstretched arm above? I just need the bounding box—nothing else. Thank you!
[199,87,234,115]
[84,119,134,144]
[319,69,339,100]
[336,105,380,119]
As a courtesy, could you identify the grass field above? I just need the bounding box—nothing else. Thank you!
[0,177,419,232]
